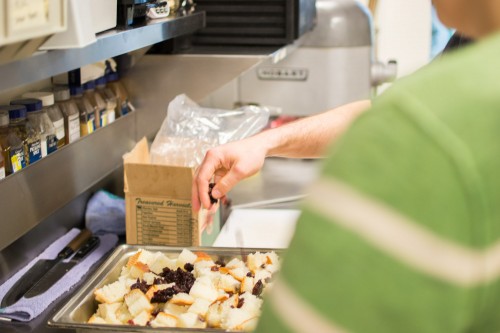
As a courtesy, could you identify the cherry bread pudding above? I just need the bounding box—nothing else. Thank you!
[88,249,280,331]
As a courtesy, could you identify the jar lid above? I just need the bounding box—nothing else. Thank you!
[0,104,27,120]
[0,110,9,127]
[82,80,95,90]
[69,85,83,96]
[22,91,55,107]
[95,76,107,87]
[106,72,119,82]
[10,98,43,112]
[51,85,71,102]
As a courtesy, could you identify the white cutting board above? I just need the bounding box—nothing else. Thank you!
[213,209,301,249]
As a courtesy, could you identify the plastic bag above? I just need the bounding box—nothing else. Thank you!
[150,94,270,167]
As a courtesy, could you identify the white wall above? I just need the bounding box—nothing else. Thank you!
[362,0,432,81]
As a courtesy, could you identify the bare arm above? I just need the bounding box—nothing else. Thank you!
[192,100,371,211]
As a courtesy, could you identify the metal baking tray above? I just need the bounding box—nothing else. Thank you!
[48,244,280,333]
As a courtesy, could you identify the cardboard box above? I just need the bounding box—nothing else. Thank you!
[124,138,220,246]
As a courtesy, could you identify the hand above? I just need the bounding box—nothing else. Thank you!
[192,136,267,211]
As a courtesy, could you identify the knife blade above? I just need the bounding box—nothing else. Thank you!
[23,236,100,298]
[0,229,92,308]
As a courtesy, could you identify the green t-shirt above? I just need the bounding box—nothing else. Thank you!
[256,31,500,333]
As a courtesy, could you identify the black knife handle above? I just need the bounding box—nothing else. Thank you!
[57,229,92,259]
[72,237,100,261]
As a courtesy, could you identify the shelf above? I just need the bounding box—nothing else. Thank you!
[0,11,205,92]
[0,113,137,250]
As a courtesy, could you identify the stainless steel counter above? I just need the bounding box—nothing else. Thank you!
[227,157,321,210]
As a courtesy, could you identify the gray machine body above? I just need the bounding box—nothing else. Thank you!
[236,0,391,116]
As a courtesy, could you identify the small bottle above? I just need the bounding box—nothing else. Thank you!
[0,105,29,172]
[70,85,95,137]
[95,76,116,125]
[11,98,55,158]
[52,86,81,144]
[106,72,132,117]
[23,92,66,149]
[83,81,107,129]
[0,142,5,180]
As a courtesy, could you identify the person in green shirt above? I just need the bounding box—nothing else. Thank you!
[193,0,500,332]
[251,0,500,332]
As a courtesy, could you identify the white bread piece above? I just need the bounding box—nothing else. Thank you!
[178,312,207,329]
[88,314,107,324]
[218,273,241,294]
[164,301,189,317]
[254,269,272,284]
[239,292,263,316]
[127,249,154,268]
[149,252,176,274]
[240,276,254,294]
[176,249,198,268]
[221,308,256,331]
[129,261,150,280]
[189,276,218,303]
[247,252,267,272]
[120,266,131,278]
[170,292,195,306]
[131,310,151,326]
[193,260,215,277]
[145,283,175,301]
[264,251,280,266]
[94,280,128,304]
[220,294,239,318]
[265,263,279,274]
[116,302,133,323]
[142,272,159,285]
[225,257,245,269]
[124,289,154,317]
[149,312,178,328]
[235,316,259,332]
[216,289,230,302]
[188,298,211,317]
[118,276,137,290]
[229,266,250,282]
[97,302,122,324]
[206,302,223,328]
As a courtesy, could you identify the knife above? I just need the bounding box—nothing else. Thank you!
[23,236,100,298]
[0,229,92,308]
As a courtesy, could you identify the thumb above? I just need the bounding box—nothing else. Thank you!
[212,166,246,199]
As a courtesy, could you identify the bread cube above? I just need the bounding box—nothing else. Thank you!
[188,298,211,317]
[124,289,153,317]
[178,312,207,329]
[149,252,176,274]
[164,301,189,317]
[88,314,107,324]
[229,266,249,282]
[170,292,195,306]
[240,276,254,294]
[176,249,197,268]
[225,257,245,269]
[247,252,267,272]
[189,276,218,302]
[127,249,154,268]
[97,302,121,324]
[116,302,133,323]
[218,274,240,293]
[129,261,150,279]
[94,280,128,304]
[239,292,263,316]
[221,308,256,331]
[130,310,151,326]
[145,283,175,301]
[206,302,223,328]
[149,312,178,328]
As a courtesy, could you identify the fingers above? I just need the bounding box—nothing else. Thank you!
[211,163,247,199]
[193,149,223,211]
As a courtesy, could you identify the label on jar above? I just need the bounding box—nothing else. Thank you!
[11,147,26,172]
[47,134,58,155]
[28,139,42,163]
[121,102,128,116]
[108,110,116,124]
[99,109,107,128]
[7,0,48,35]
[53,119,65,141]
[68,114,80,143]
[0,166,5,180]
[41,137,47,157]
[87,114,95,134]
